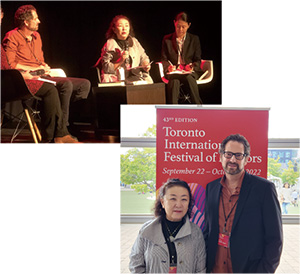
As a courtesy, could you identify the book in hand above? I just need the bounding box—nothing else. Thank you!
[38,68,68,85]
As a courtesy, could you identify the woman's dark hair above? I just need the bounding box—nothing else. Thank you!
[219,133,251,156]
[105,15,135,40]
[174,12,190,23]
[153,178,194,218]
[14,5,36,28]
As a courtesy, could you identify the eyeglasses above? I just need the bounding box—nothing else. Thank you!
[223,151,246,160]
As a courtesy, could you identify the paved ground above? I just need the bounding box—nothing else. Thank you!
[121,223,300,273]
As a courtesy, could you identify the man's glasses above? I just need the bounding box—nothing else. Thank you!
[223,151,246,160]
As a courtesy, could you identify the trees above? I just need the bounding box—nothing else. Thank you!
[141,124,156,137]
[268,157,299,186]
[268,157,282,178]
[121,125,157,193]
[120,147,156,193]
[281,161,299,186]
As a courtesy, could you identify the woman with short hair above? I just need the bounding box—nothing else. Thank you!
[129,178,206,273]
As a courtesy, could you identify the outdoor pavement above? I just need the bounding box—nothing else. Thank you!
[121,223,300,273]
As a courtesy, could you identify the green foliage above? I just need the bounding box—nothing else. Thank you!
[131,184,149,193]
[120,147,156,193]
[141,125,156,137]
[268,157,282,178]
[281,161,299,186]
[268,157,299,186]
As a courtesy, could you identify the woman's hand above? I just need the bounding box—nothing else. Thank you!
[168,65,176,72]
[122,50,129,62]
[184,63,194,71]
[142,60,151,72]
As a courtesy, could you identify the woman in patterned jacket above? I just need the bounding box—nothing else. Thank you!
[95,15,153,84]
[129,178,206,273]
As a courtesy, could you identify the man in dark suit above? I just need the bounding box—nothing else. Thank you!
[161,12,203,104]
[204,134,283,273]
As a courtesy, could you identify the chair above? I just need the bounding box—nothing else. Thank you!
[197,60,214,85]
[156,60,214,103]
[95,66,125,87]
[1,69,42,143]
[95,65,150,86]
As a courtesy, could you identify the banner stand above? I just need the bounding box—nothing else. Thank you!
[156,106,270,228]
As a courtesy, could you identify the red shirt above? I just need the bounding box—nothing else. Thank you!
[1,45,43,95]
[2,28,45,69]
[212,171,245,273]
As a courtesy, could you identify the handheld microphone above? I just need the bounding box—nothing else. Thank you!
[124,41,130,70]
[124,41,129,52]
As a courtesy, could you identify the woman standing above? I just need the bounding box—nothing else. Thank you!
[95,15,153,84]
[280,182,292,214]
[161,12,203,104]
[129,178,206,273]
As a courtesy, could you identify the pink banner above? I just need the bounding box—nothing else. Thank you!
[156,107,269,228]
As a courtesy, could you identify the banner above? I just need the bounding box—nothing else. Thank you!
[156,107,269,229]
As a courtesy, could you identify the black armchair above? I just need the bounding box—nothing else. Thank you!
[1,69,42,143]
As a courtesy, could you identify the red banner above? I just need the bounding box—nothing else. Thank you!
[156,107,269,228]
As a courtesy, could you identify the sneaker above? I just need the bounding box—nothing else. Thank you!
[54,135,82,143]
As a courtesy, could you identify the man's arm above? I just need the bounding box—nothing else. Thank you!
[14,62,50,73]
[257,182,283,273]
[2,34,20,69]
[3,30,50,73]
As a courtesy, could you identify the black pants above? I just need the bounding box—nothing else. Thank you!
[50,77,91,126]
[166,72,202,104]
[35,83,69,141]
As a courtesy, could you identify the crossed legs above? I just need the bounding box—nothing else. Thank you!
[166,73,202,104]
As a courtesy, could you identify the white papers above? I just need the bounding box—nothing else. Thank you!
[98,82,125,87]
[48,68,67,77]
[167,70,192,75]
[38,77,57,85]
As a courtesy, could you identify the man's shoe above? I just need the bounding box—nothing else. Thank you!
[54,135,82,143]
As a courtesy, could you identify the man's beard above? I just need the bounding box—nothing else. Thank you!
[28,25,38,32]
[223,162,243,175]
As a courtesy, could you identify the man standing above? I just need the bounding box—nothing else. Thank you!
[204,134,283,273]
[2,4,90,128]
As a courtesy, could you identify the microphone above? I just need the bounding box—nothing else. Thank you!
[124,41,130,70]
[124,41,129,52]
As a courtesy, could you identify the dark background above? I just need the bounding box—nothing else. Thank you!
[1,1,222,104]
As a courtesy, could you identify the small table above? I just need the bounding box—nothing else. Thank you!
[92,83,166,141]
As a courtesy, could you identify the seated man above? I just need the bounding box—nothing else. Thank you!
[2,4,91,128]
[1,5,80,143]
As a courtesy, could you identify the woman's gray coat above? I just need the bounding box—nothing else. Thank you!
[129,216,206,273]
